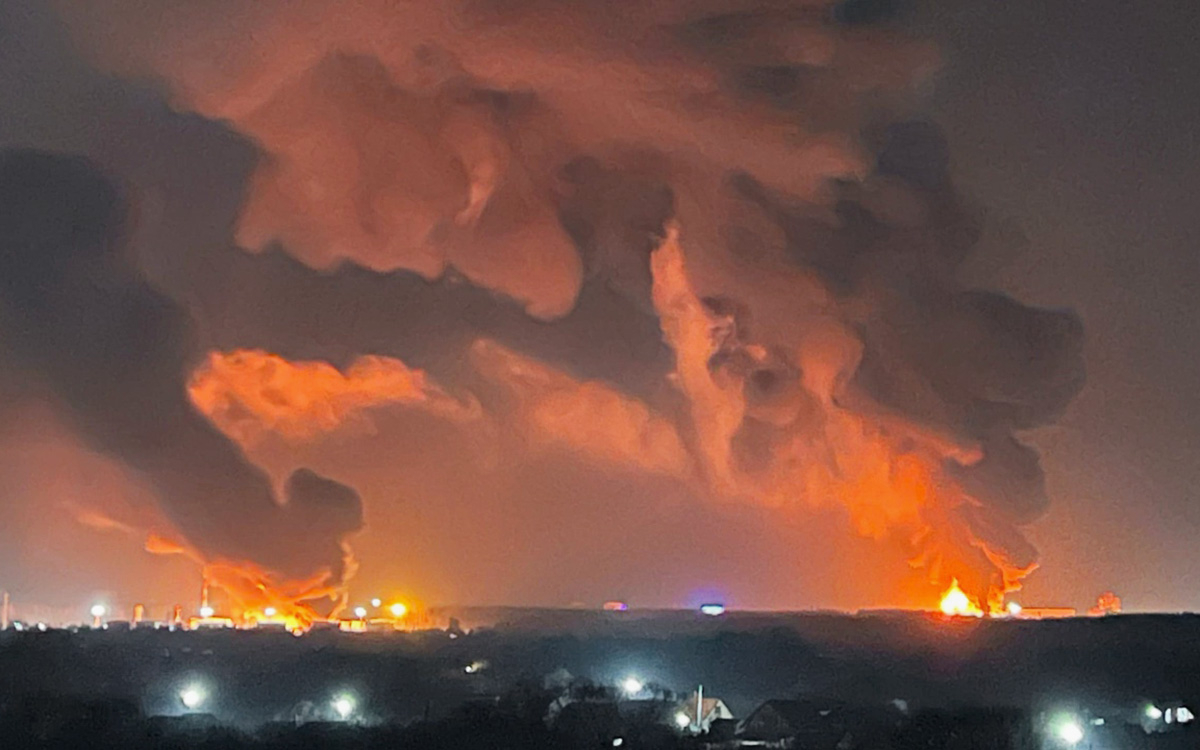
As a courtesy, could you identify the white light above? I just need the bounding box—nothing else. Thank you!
[1146,704,1163,720]
[264,607,277,617]
[1177,706,1194,723]
[199,606,215,618]
[354,607,367,619]
[612,738,624,747]
[180,686,205,710]
[621,677,644,695]
[90,604,106,618]
[674,712,691,729]
[389,602,407,618]
[1056,721,1084,745]
[371,598,382,608]
[332,694,355,720]
[699,604,726,616]
[1007,601,1022,616]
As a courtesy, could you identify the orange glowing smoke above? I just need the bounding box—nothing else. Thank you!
[939,579,984,617]
[469,339,692,477]
[651,225,1034,612]
[141,529,350,631]
[201,558,346,632]
[187,349,473,448]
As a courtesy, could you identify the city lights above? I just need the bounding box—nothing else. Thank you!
[89,604,106,618]
[371,598,382,608]
[389,602,407,618]
[199,606,215,618]
[621,677,644,696]
[354,606,367,619]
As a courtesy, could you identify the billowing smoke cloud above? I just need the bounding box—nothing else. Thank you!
[187,348,476,447]
[24,0,1085,609]
[0,150,362,585]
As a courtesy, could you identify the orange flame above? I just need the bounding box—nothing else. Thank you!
[200,559,344,632]
[650,225,1036,611]
[939,579,984,617]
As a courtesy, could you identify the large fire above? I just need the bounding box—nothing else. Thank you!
[939,579,984,617]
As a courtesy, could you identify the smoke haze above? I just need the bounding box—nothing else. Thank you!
[0,0,1097,615]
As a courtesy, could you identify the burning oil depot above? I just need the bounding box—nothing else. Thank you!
[0,0,1105,630]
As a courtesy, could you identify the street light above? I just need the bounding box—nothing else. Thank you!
[621,677,644,696]
[180,685,206,711]
[1057,721,1084,745]
[1048,714,1084,747]
[331,694,356,720]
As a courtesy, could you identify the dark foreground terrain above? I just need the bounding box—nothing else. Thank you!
[2,609,1198,748]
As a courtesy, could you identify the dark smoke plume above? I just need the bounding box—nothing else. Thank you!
[4,0,1088,607]
[0,149,362,580]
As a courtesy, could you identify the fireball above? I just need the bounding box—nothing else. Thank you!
[939,579,984,617]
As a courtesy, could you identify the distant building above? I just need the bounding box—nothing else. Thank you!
[1018,607,1077,619]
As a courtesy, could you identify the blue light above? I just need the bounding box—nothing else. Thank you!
[699,603,726,616]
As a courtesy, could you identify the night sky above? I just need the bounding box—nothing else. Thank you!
[0,0,1196,619]
[915,0,1200,611]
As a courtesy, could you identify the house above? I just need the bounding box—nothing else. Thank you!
[738,699,855,748]
[737,699,899,750]
[673,692,735,732]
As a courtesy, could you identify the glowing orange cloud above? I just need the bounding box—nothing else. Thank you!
[187,348,474,447]
[470,339,692,478]
[650,225,1034,612]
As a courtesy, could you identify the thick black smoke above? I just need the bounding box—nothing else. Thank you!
[0,149,362,580]
[0,0,1088,607]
